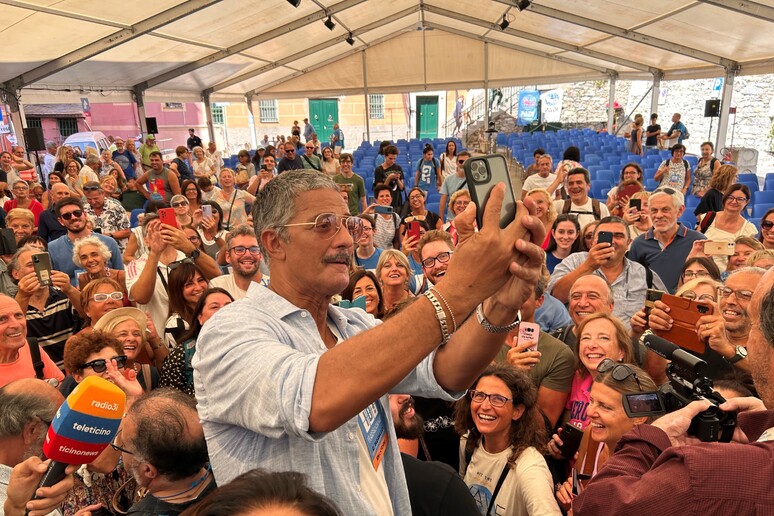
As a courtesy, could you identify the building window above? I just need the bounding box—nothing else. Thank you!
[57,118,78,137]
[212,105,224,125]
[26,118,42,129]
[369,94,384,119]
[258,100,279,123]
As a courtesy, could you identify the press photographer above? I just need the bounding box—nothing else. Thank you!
[573,267,774,513]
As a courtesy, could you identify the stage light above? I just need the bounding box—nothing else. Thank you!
[516,0,531,11]
[324,16,336,30]
[499,15,510,30]
[287,0,300,7]
[346,33,355,45]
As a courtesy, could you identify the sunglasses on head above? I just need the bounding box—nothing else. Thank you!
[83,355,127,373]
[597,358,642,391]
[60,210,83,220]
[83,185,101,192]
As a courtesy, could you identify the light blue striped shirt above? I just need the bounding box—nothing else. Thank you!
[194,282,461,515]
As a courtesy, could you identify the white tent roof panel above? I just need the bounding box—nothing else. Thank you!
[487,43,599,81]
[586,38,711,71]
[21,0,186,25]
[157,54,267,92]
[504,10,610,46]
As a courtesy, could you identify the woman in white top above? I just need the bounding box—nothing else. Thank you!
[367,184,401,250]
[320,146,340,177]
[213,168,256,231]
[191,146,216,180]
[456,365,560,516]
[702,183,758,271]
[440,140,458,181]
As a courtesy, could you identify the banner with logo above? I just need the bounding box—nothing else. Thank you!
[517,90,540,125]
[540,89,564,123]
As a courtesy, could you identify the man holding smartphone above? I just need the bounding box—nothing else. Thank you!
[548,216,667,329]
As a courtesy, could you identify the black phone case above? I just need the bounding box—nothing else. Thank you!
[558,424,584,459]
[463,154,518,229]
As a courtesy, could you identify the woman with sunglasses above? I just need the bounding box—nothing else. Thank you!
[341,269,384,319]
[758,207,774,250]
[164,261,209,348]
[161,288,234,397]
[579,221,600,253]
[700,184,757,271]
[170,194,194,227]
[555,360,657,512]
[546,214,582,273]
[73,236,129,303]
[454,364,560,516]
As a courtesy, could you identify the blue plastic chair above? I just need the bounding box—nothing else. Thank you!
[752,203,774,218]
[753,191,774,205]
[130,209,144,228]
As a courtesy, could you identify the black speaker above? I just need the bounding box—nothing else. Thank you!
[23,127,45,151]
[704,99,720,118]
[145,117,159,134]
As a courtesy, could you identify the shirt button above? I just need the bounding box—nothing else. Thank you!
[347,432,355,440]
[301,311,307,318]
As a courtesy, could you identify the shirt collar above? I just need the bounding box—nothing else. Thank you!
[645,223,688,241]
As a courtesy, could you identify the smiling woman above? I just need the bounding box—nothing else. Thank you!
[73,236,127,297]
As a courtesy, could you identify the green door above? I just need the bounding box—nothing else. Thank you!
[416,96,438,139]
[308,99,338,144]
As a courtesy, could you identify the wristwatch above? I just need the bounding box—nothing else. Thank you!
[188,249,201,261]
[726,345,748,364]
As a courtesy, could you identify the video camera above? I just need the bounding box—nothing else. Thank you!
[621,330,737,442]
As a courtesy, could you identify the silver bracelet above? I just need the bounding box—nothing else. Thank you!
[425,290,451,345]
[429,288,457,333]
[476,304,520,334]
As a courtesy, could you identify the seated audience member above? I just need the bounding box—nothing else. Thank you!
[552,168,609,228]
[5,209,35,244]
[4,180,43,227]
[49,198,123,286]
[550,275,613,350]
[123,202,163,263]
[548,216,667,329]
[699,184,757,271]
[455,365,561,515]
[526,189,556,248]
[120,177,147,213]
[605,163,644,216]
[442,189,472,246]
[579,220,600,252]
[78,277,125,331]
[0,295,63,387]
[628,188,706,293]
[341,269,384,319]
[388,393,480,516]
[17,235,46,251]
[725,236,764,278]
[161,288,233,397]
[9,246,83,367]
[0,379,77,516]
[179,470,342,516]
[759,207,774,250]
[73,236,128,299]
[37,183,71,243]
[197,176,221,203]
[418,229,454,289]
[354,214,382,271]
[82,181,131,251]
[748,249,774,269]
[209,225,268,300]
[164,262,209,348]
[169,194,194,227]
[553,362,657,511]
[377,249,414,312]
[126,217,220,336]
[625,191,652,241]
[694,164,738,217]
[524,148,545,178]
[572,267,774,514]
[198,201,227,261]
[522,154,561,199]
[368,184,403,250]
[497,276,575,429]
[545,214,582,273]
[676,256,722,289]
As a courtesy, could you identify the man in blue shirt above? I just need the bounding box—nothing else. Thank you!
[660,112,688,145]
[193,171,547,514]
[48,198,123,286]
[112,138,138,180]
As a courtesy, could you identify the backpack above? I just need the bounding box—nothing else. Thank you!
[561,199,602,220]
[682,125,690,140]
[698,211,717,233]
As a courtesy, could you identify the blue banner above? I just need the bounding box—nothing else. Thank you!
[517,90,540,125]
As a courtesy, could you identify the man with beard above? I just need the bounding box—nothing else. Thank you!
[210,225,269,300]
[0,379,76,516]
[389,394,479,516]
[111,388,216,516]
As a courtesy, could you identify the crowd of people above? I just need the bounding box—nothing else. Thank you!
[1,123,774,516]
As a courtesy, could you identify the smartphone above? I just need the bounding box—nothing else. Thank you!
[597,231,613,245]
[374,205,393,215]
[201,204,213,218]
[623,391,667,418]
[464,154,519,229]
[557,423,584,459]
[703,241,735,256]
[407,221,420,241]
[652,293,714,354]
[32,252,52,287]
[629,198,642,210]
[516,321,540,352]
[158,208,179,229]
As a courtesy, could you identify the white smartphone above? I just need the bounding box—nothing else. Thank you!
[202,204,213,218]
[517,321,540,352]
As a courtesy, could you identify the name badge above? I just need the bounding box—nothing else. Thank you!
[357,401,388,471]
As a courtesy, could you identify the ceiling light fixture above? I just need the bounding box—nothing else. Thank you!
[346,33,355,45]
[287,0,300,6]
[324,15,336,30]
[516,0,531,11]
[499,15,510,30]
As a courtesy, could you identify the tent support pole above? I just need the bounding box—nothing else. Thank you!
[6,91,27,149]
[202,91,215,144]
[650,71,662,120]
[133,86,148,135]
[484,42,490,131]
[245,93,257,149]
[714,66,738,157]
[607,73,617,133]
[362,50,370,144]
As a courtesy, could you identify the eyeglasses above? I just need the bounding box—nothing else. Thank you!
[12,186,29,191]
[281,213,364,240]
[93,291,123,302]
[762,220,774,230]
[188,236,201,243]
[110,441,134,455]
[230,245,260,256]
[82,354,127,373]
[726,196,748,204]
[172,201,189,208]
[305,146,315,149]
[360,226,374,233]
[680,290,716,303]
[682,270,709,280]
[720,286,753,302]
[469,389,513,408]
[169,257,195,271]
[597,358,642,391]
[60,210,84,220]
[421,251,453,268]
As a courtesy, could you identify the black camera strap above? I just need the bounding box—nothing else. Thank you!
[27,337,45,380]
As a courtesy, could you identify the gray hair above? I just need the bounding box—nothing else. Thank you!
[252,170,339,263]
[8,246,39,274]
[0,389,57,439]
[225,224,257,248]
[650,189,684,210]
[727,266,767,280]
[12,179,29,190]
[72,236,111,268]
[85,154,101,167]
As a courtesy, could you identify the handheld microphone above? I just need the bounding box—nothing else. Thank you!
[641,330,707,378]
[37,375,126,490]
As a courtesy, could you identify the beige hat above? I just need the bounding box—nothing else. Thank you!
[94,307,147,335]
